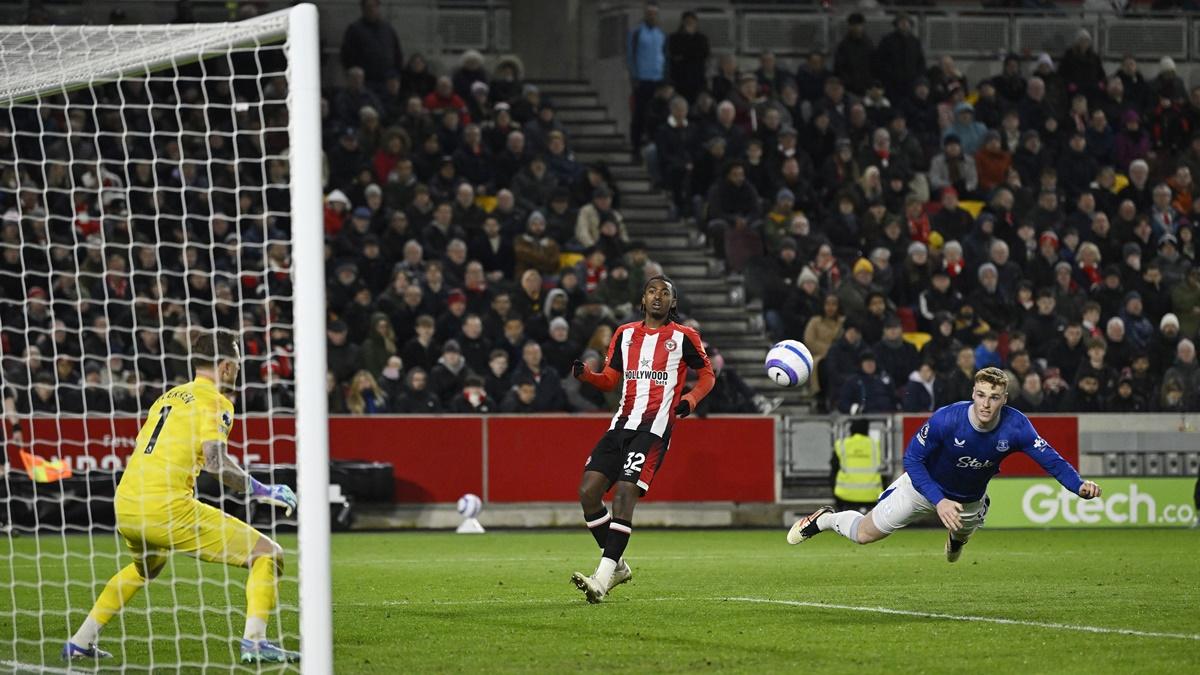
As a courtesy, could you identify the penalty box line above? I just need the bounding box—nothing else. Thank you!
[345,596,1200,642]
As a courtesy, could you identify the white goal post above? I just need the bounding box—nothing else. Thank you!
[0,4,329,672]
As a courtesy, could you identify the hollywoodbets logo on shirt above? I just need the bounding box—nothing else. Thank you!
[626,357,669,384]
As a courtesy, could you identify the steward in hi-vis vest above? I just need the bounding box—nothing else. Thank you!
[833,418,883,509]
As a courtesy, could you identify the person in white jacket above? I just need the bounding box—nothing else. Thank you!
[574,186,629,248]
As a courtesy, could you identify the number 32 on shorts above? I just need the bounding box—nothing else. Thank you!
[624,452,646,473]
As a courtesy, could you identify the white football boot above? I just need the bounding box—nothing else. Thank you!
[570,572,606,604]
[606,559,632,593]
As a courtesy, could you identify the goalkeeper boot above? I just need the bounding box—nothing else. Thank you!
[61,641,112,661]
[786,505,834,545]
[945,533,967,563]
[606,559,632,594]
[240,639,301,664]
[570,572,606,604]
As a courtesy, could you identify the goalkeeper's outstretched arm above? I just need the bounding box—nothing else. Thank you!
[202,441,297,515]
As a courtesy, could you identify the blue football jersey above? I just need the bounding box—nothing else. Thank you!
[903,401,1083,504]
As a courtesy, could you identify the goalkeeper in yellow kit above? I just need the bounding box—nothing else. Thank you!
[64,332,300,664]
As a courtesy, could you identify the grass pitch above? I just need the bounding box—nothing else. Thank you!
[2,528,1198,673]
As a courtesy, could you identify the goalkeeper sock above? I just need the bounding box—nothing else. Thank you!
[245,555,279,640]
[584,508,610,549]
[818,511,864,544]
[70,617,104,648]
[73,563,149,645]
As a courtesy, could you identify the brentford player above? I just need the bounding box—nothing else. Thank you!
[569,276,714,603]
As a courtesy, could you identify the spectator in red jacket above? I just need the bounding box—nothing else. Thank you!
[423,76,471,124]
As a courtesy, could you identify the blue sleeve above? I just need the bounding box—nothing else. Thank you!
[903,411,947,504]
[1019,416,1084,494]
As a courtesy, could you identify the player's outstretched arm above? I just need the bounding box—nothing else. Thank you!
[574,359,620,391]
[1019,420,1087,497]
[202,441,297,516]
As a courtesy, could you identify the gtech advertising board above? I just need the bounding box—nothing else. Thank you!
[986,478,1197,528]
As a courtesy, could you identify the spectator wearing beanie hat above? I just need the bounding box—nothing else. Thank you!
[896,241,932,307]
[1154,56,1187,103]
[1154,313,1183,373]
[1092,265,1126,320]
[788,265,826,338]
[838,258,877,320]
[1120,291,1155,351]
[1155,233,1189,287]
[929,133,978,198]
[971,263,1013,330]
[1102,315,1133,373]
[1059,28,1105,102]
[540,316,579,378]
[429,339,475,405]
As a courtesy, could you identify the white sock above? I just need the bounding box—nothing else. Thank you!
[71,616,103,647]
[599,551,627,570]
[819,511,864,544]
[593,557,617,589]
[243,616,268,642]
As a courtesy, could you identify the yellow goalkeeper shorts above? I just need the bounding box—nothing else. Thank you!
[115,496,262,568]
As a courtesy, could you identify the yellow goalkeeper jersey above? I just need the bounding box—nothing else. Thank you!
[117,376,235,502]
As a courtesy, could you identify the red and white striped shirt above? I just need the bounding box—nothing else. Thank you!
[582,320,714,437]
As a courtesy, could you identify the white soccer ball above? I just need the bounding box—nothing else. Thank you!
[456,493,483,519]
[765,340,814,387]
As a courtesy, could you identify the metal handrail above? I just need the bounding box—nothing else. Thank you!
[597,1,1200,60]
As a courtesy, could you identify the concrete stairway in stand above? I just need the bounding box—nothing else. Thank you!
[531,79,813,415]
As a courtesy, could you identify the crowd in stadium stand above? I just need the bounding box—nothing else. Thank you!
[316,5,1200,416]
[9,3,1200,418]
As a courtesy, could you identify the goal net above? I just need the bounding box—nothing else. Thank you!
[0,5,329,671]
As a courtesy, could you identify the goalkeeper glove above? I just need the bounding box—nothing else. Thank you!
[675,399,692,418]
[572,359,585,378]
[251,481,297,517]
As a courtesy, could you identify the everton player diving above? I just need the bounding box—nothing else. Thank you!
[787,367,1102,561]
[570,276,714,603]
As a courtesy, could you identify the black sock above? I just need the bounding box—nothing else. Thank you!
[603,518,632,562]
[584,508,610,549]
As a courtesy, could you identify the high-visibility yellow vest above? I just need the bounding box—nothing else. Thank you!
[834,434,883,503]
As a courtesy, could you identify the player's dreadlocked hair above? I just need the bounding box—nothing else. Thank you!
[640,275,680,322]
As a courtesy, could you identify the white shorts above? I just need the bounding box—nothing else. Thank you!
[870,473,989,535]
